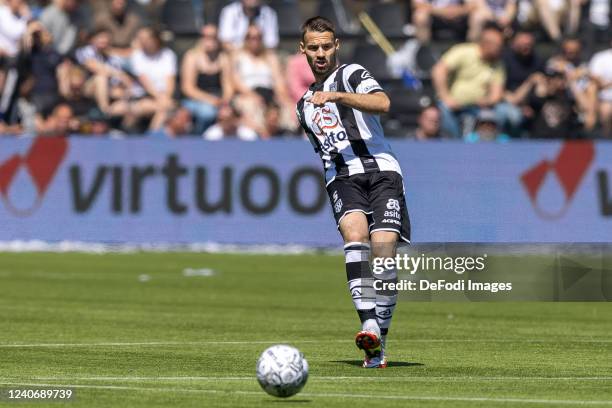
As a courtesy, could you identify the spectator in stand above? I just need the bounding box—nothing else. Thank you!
[465,109,511,141]
[515,0,582,42]
[432,24,506,138]
[93,0,142,54]
[181,24,233,135]
[56,64,98,124]
[589,43,612,137]
[547,37,596,130]
[14,22,63,125]
[411,105,445,140]
[39,0,89,55]
[501,29,544,135]
[507,67,580,138]
[74,29,156,132]
[219,0,279,51]
[264,102,294,138]
[468,0,516,40]
[286,52,315,104]
[504,30,544,93]
[203,101,257,141]
[36,102,79,136]
[130,27,177,131]
[149,107,193,139]
[75,28,130,89]
[412,0,472,43]
[230,25,294,138]
[0,0,31,92]
[587,0,610,47]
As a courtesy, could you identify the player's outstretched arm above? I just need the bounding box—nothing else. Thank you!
[307,91,390,114]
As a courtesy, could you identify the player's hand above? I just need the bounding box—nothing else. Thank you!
[306,91,338,106]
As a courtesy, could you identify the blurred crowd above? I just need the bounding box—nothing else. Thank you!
[0,0,610,140]
[0,0,305,139]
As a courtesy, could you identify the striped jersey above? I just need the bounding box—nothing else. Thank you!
[296,63,402,186]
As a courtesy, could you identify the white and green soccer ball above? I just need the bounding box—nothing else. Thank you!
[256,344,309,398]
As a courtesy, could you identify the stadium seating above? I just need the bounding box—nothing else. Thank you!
[367,2,408,39]
[161,0,203,35]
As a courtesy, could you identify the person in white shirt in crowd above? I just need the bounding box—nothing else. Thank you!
[589,42,612,137]
[130,27,177,130]
[0,0,30,59]
[0,0,30,106]
[203,100,257,141]
[218,0,278,51]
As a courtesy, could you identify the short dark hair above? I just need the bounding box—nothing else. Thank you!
[513,28,535,38]
[301,16,336,42]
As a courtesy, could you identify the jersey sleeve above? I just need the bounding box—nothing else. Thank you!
[346,64,384,94]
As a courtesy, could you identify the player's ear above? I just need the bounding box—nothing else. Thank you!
[335,38,340,51]
[299,41,305,54]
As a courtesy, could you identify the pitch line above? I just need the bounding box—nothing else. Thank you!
[0,382,610,405]
[14,376,612,382]
[1,338,611,348]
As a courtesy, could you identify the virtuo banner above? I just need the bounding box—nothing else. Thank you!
[0,138,610,245]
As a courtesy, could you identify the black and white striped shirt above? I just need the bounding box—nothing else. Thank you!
[296,63,402,186]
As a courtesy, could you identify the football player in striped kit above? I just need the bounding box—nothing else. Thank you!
[295,16,411,368]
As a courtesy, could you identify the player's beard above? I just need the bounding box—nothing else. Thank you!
[310,53,337,79]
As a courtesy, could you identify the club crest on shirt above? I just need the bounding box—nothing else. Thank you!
[328,82,337,92]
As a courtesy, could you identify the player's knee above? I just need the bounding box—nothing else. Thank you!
[342,229,369,245]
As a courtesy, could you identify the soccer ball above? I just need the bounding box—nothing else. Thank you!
[256,344,309,398]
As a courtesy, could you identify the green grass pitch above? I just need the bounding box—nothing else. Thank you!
[0,252,610,407]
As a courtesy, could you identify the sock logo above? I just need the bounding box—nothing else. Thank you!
[520,141,594,219]
[0,137,69,216]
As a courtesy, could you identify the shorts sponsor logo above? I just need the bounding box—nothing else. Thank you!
[382,218,401,225]
[332,190,339,202]
[384,210,401,218]
[386,198,400,211]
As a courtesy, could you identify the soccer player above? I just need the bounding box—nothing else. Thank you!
[295,16,411,368]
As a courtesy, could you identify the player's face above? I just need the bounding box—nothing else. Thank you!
[300,31,339,79]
